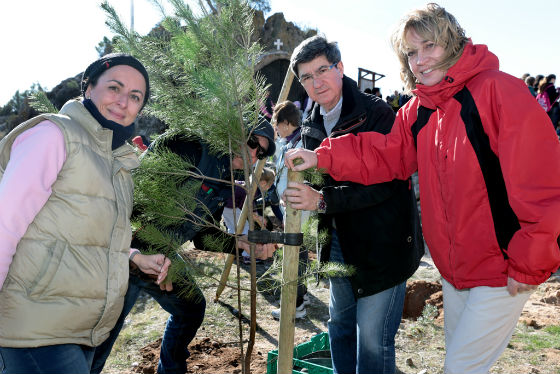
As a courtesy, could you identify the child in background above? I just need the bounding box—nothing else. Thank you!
[271,100,310,319]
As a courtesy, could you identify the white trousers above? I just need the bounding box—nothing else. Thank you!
[442,278,532,374]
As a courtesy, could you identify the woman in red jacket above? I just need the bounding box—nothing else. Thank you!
[285,3,560,373]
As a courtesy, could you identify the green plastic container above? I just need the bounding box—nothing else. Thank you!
[267,332,333,374]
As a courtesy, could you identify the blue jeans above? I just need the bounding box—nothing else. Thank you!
[91,273,206,374]
[328,230,405,374]
[0,344,95,374]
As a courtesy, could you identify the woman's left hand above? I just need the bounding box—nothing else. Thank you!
[131,253,173,291]
[507,277,537,296]
[255,243,277,260]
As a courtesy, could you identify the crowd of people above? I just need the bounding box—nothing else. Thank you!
[521,73,560,131]
[384,89,412,112]
[1,2,559,374]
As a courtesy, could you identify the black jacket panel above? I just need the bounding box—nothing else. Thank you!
[302,76,424,298]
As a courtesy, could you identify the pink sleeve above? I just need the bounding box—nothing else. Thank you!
[0,121,66,290]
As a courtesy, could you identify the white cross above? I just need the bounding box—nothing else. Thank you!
[274,38,283,51]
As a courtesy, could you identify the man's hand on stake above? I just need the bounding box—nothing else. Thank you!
[283,181,321,211]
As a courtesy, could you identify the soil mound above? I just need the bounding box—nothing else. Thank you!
[403,280,443,320]
[133,337,267,374]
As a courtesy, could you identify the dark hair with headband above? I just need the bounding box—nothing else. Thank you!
[81,53,150,109]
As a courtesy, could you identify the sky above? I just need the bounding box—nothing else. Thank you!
[1,0,559,106]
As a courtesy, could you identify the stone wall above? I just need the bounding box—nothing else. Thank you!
[253,11,317,56]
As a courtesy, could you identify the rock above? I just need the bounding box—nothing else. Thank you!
[519,318,543,329]
[540,289,560,305]
[47,74,82,110]
[1,9,317,142]
[252,11,316,54]
[427,290,443,310]
[405,357,416,367]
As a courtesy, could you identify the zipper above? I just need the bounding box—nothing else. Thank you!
[330,113,367,137]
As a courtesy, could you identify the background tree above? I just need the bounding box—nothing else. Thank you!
[0,84,45,132]
[95,35,116,56]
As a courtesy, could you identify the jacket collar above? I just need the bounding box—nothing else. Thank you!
[285,126,302,145]
[413,42,499,109]
[59,100,138,169]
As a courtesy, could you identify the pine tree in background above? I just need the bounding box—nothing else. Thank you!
[29,91,57,114]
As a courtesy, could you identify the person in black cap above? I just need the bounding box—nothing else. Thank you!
[0,53,169,374]
[91,118,276,374]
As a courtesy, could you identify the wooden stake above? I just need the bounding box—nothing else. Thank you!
[277,166,303,374]
[277,67,295,103]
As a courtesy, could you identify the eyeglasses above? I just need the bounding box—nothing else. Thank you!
[247,135,268,160]
[299,62,339,86]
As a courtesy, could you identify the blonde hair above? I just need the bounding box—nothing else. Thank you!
[537,77,549,94]
[391,3,469,93]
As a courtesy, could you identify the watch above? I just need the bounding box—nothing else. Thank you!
[129,249,140,262]
[317,192,327,214]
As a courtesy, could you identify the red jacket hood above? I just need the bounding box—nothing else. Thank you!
[413,42,499,109]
